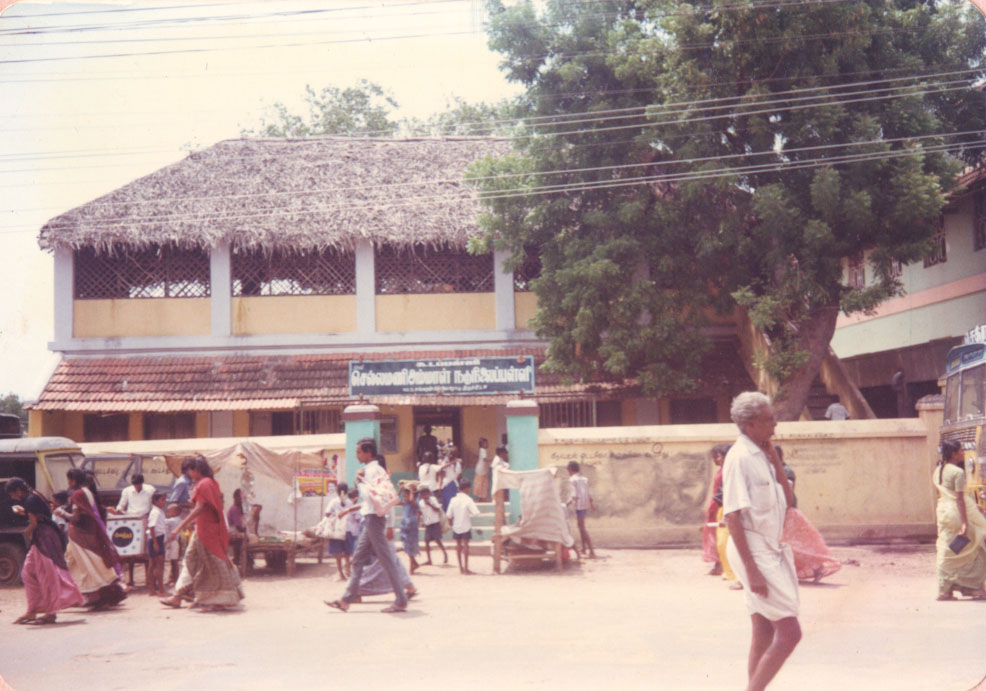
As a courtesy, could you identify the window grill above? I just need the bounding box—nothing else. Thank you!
[297,408,343,434]
[513,248,542,292]
[923,221,947,267]
[74,245,210,299]
[847,254,865,289]
[375,244,494,294]
[232,248,355,296]
[888,259,903,280]
[541,400,596,428]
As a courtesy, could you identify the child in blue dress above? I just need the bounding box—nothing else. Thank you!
[399,486,421,575]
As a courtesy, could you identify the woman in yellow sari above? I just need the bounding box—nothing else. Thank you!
[934,440,986,600]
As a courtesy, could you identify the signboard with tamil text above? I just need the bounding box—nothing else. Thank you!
[349,356,535,397]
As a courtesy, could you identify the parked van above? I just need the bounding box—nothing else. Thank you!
[0,437,84,585]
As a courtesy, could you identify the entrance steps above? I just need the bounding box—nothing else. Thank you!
[401,498,498,555]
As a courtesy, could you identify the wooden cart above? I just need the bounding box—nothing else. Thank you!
[491,490,564,574]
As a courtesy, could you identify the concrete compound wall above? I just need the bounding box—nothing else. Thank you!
[539,411,942,547]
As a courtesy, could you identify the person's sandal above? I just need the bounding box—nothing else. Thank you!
[159,597,183,609]
[324,599,349,612]
[381,604,406,613]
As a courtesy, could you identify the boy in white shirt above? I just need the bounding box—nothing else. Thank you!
[417,486,448,565]
[567,461,597,559]
[146,492,168,596]
[446,479,481,574]
[164,504,182,585]
[491,446,510,502]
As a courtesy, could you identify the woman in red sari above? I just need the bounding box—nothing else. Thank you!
[57,468,126,609]
[161,457,243,611]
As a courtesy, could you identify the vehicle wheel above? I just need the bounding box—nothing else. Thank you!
[0,542,25,585]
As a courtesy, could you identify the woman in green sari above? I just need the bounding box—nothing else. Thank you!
[934,440,986,600]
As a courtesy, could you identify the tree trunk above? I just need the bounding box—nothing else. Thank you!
[771,305,841,421]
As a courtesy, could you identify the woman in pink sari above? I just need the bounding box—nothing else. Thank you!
[776,446,841,582]
[6,478,83,624]
[161,457,243,611]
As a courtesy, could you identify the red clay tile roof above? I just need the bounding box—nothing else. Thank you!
[31,348,636,413]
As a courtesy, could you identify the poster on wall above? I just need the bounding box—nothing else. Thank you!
[106,515,147,557]
[295,469,337,497]
[349,356,535,397]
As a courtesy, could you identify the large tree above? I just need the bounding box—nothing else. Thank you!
[474,0,985,419]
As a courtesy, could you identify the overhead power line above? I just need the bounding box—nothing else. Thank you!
[11,140,969,231]
[5,129,979,210]
[0,6,935,66]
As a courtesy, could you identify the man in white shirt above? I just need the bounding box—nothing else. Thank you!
[823,400,849,421]
[446,479,480,574]
[326,438,408,614]
[110,474,155,516]
[723,392,800,691]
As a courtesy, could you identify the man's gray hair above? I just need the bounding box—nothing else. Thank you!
[730,391,772,427]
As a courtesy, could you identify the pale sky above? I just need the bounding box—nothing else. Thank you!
[0,0,523,400]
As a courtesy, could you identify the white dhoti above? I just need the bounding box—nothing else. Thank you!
[727,537,800,621]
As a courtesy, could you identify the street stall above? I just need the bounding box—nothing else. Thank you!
[81,434,345,577]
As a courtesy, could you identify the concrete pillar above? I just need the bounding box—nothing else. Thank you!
[494,249,515,331]
[210,242,232,337]
[53,246,74,343]
[343,403,381,488]
[505,399,539,521]
[355,238,376,336]
[917,396,945,459]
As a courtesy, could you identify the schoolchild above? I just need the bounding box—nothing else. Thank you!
[446,479,480,574]
[417,486,447,565]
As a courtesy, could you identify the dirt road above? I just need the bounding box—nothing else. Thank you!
[0,544,983,691]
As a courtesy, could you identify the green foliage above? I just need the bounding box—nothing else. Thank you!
[416,96,523,137]
[476,0,985,395]
[244,83,523,140]
[244,80,400,137]
[0,393,27,431]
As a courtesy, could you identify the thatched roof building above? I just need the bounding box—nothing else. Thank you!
[39,137,511,253]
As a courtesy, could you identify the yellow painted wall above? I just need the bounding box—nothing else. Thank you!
[28,410,45,438]
[195,413,210,438]
[514,292,538,330]
[376,293,495,332]
[127,413,144,441]
[232,411,250,438]
[380,405,415,474]
[29,410,84,442]
[461,406,498,469]
[74,299,210,338]
[232,296,357,335]
[64,412,84,443]
[538,417,939,547]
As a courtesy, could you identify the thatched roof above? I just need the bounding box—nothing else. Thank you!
[39,137,511,253]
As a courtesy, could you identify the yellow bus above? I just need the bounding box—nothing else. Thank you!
[941,342,986,510]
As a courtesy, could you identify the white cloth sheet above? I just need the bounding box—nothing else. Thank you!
[492,467,574,548]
